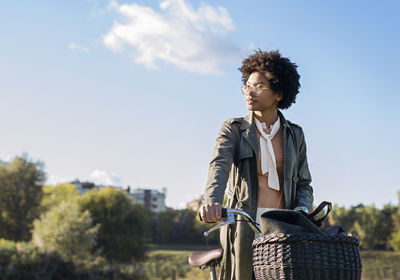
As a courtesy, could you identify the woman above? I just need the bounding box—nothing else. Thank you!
[199,50,314,280]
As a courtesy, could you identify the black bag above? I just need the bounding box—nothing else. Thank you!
[252,201,362,280]
[259,201,342,235]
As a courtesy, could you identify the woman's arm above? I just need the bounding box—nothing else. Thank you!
[200,119,240,222]
[294,127,314,212]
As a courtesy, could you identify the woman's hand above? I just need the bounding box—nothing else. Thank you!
[199,202,222,223]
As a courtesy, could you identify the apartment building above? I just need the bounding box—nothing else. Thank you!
[128,188,166,213]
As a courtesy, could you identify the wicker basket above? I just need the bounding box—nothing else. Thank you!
[252,232,362,280]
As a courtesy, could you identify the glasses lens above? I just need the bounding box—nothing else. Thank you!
[241,85,247,95]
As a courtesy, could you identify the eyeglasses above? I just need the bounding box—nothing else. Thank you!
[241,85,271,96]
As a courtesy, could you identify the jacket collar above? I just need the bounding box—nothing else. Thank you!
[240,113,259,162]
[240,110,291,131]
[240,112,253,131]
[278,110,293,133]
[277,110,295,139]
[239,110,293,158]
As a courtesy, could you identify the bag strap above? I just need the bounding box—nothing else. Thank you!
[308,201,332,227]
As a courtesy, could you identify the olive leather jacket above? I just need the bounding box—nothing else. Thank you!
[202,111,314,280]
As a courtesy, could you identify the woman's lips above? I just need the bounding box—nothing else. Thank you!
[246,98,256,105]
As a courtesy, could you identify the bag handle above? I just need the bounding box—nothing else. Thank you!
[308,201,332,227]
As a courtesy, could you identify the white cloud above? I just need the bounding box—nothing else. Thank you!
[68,42,91,53]
[103,0,240,74]
[89,169,121,186]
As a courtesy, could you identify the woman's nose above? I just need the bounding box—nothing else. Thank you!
[247,90,256,96]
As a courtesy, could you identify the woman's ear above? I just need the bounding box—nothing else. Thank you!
[275,92,283,102]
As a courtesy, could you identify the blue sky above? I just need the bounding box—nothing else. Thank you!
[1,0,399,209]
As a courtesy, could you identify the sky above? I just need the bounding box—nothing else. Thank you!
[1,0,399,209]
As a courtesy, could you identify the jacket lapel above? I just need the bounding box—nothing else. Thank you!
[239,111,295,209]
[239,113,259,164]
[278,110,294,209]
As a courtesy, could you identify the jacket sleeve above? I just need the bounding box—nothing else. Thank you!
[294,127,314,212]
[202,120,240,205]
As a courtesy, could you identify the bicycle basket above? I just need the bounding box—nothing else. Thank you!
[252,232,362,280]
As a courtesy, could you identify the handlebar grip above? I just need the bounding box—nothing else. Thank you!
[221,208,227,218]
[198,207,228,222]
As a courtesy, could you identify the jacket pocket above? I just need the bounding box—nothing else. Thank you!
[238,138,253,161]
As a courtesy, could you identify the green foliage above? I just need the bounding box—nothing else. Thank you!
[32,200,99,262]
[193,214,220,245]
[353,204,395,249]
[4,242,400,280]
[0,155,46,241]
[152,211,176,243]
[361,251,400,280]
[173,210,198,244]
[377,204,397,249]
[0,238,79,280]
[330,204,362,234]
[151,209,219,245]
[390,192,400,251]
[41,183,80,212]
[353,205,383,249]
[390,231,400,251]
[0,243,201,280]
[80,187,151,262]
[139,251,191,280]
[331,203,397,249]
[0,239,152,280]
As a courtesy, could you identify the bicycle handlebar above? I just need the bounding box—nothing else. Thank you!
[198,208,227,222]
[202,208,261,236]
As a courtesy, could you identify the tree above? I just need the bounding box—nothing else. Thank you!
[41,183,80,212]
[390,192,400,251]
[330,204,363,234]
[376,204,396,249]
[350,204,395,250]
[0,155,46,241]
[79,187,151,262]
[353,205,383,249]
[152,211,176,244]
[193,213,220,245]
[150,209,219,245]
[331,203,397,250]
[32,200,99,262]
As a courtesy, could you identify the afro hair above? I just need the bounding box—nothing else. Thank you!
[239,50,300,109]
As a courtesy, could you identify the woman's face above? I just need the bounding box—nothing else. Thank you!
[243,71,282,112]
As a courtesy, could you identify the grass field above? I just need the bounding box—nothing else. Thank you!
[361,250,400,280]
[146,245,400,280]
[146,244,217,280]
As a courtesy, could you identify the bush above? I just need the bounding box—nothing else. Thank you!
[331,203,396,249]
[41,183,80,212]
[0,156,45,241]
[32,200,99,263]
[0,239,148,280]
[80,187,151,262]
[0,239,79,280]
[151,209,219,245]
[361,251,400,280]
[139,252,191,280]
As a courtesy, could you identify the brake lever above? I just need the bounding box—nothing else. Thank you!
[204,213,235,237]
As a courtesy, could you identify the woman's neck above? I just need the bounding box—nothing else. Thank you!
[253,109,279,127]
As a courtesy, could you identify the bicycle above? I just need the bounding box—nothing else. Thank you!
[188,208,260,280]
[189,205,362,280]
